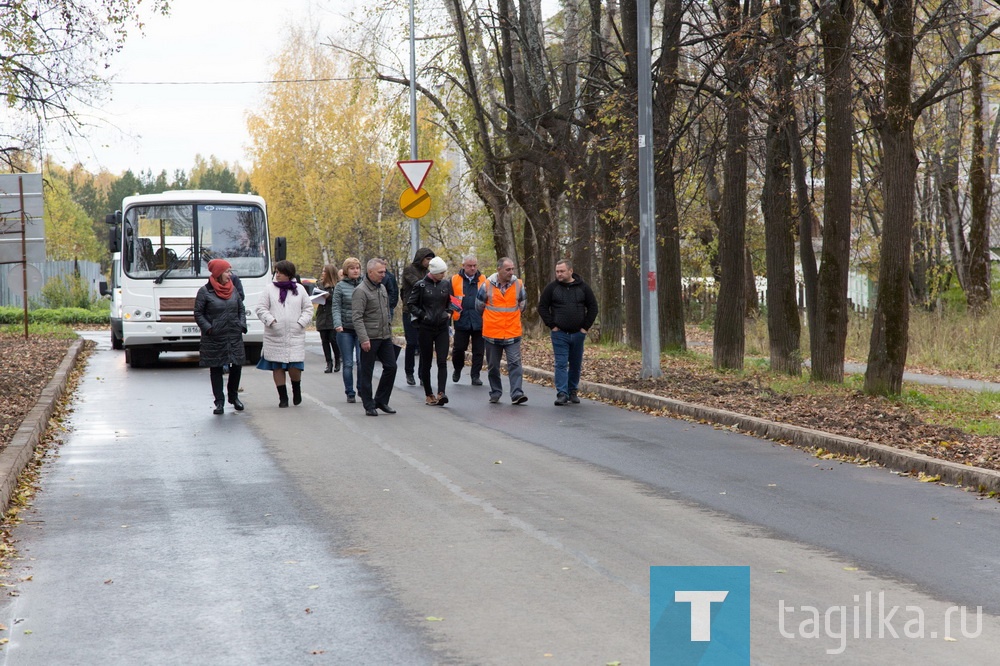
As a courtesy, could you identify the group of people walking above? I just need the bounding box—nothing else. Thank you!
[193,250,598,414]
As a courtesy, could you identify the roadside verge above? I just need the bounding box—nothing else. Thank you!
[521,364,1000,495]
[0,339,85,514]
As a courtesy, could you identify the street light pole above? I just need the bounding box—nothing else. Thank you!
[637,0,662,378]
[408,0,419,254]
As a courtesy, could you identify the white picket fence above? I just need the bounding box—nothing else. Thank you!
[0,260,103,308]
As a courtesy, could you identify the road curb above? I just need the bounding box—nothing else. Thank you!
[520,364,1000,494]
[0,338,85,515]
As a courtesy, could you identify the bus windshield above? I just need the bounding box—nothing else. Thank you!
[123,203,268,279]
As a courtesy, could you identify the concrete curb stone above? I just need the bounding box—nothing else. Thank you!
[520,364,1000,495]
[0,338,85,515]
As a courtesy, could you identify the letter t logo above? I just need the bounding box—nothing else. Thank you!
[674,590,730,641]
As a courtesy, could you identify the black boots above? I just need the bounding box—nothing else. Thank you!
[334,359,341,372]
[276,382,302,407]
[228,393,244,411]
[325,362,333,373]
[213,399,224,415]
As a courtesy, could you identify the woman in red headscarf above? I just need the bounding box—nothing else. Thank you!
[194,259,248,414]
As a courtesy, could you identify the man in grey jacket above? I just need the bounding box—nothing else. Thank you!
[352,258,397,416]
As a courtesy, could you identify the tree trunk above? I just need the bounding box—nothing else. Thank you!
[789,109,819,343]
[599,210,624,344]
[762,0,801,375]
[654,0,687,351]
[865,0,916,396]
[936,95,968,295]
[713,0,758,370]
[812,0,854,383]
[967,52,991,314]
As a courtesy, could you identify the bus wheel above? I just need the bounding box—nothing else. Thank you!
[244,343,262,365]
[126,348,158,368]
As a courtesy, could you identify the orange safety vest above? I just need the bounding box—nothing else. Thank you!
[451,272,486,321]
[481,278,524,339]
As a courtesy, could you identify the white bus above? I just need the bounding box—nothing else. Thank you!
[105,190,285,368]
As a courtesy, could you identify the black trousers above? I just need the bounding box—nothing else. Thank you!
[419,325,450,395]
[402,313,419,376]
[358,338,398,410]
[210,364,242,402]
[319,329,341,365]
[452,328,484,378]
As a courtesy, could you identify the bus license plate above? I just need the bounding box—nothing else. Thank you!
[182,325,200,335]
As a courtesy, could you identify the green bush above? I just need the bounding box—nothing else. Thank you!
[0,306,108,325]
[39,274,103,310]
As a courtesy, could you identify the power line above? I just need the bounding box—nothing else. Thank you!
[111,77,366,86]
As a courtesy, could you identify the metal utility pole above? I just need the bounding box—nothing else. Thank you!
[19,177,28,340]
[408,0,419,253]
[637,0,662,378]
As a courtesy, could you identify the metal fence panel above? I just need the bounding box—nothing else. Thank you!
[0,260,104,308]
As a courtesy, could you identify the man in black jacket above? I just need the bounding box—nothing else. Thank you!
[406,256,453,406]
[537,259,599,405]
[401,247,435,385]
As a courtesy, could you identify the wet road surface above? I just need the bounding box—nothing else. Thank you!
[1,331,999,663]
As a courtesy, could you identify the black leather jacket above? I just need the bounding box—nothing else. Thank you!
[406,275,453,329]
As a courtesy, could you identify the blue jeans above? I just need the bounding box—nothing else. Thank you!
[336,329,361,397]
[485,338,523,401]
[551,330,586,395]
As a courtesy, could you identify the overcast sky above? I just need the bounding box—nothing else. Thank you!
[48,0,354,176]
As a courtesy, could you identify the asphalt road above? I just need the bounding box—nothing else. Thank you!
[1,331,998,664]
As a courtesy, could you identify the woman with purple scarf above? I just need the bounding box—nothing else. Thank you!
[255,259,314,407]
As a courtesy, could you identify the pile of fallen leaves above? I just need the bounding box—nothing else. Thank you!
[519,338,1000,474]
[0,334,74,452]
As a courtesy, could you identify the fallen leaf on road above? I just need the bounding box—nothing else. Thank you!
[308,585,319,589]
[426,617,444,622]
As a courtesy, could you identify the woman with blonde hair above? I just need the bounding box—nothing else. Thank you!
[332,257,363,403]
[314,263,342,373]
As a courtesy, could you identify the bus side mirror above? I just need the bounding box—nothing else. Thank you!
[274,237,286,262]
[108,227,120,253]
[99,280,110,296]
[105,211,122,225]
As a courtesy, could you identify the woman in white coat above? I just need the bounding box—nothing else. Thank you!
[255,259,313,407]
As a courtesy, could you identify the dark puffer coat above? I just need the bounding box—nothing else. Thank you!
[194,281,247,367]
[406,275,453,329]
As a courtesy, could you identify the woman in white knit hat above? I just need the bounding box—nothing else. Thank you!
[405,256,454,405]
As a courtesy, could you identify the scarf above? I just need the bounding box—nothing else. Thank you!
[209,275,234,300]
[207,259,234,300]
[274,280,299,304]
